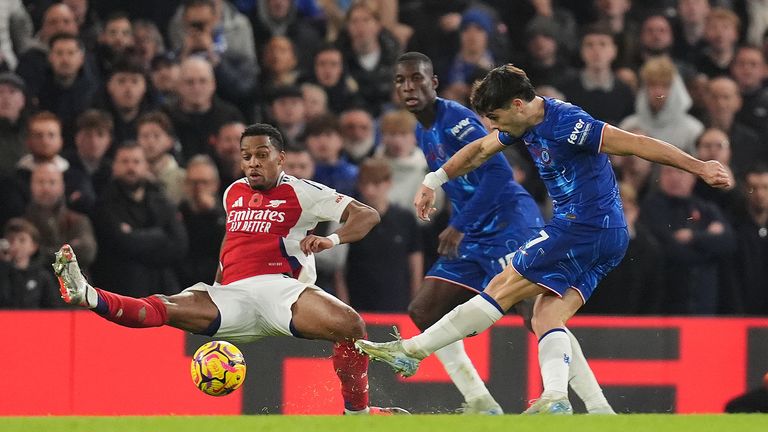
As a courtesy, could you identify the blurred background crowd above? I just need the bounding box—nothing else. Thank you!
[0,0,767,316]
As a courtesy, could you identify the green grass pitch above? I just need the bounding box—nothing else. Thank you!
[1,415,766,432]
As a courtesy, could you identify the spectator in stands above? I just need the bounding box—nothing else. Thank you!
[150,53,180,107]
[0,72,28,177]
[136,111,185,205]
[308,43,363,115]
[640,165,735,314]
[696,7,740,77]
[176,154,224,287]
[16,3,78,98]
[97,59,158,145]
[284,148,349,301]
[520,19,575,88]
[620,56,704,154]
[91,142,188,297]
[165,56,243,161]
[266,85,307,150]
[66,109,113,199]
[338,0,401,116]
[581,182,665,314]
[17,111,95,214]
[37,33,98,147]
[176,0,258,112]
[559,24,635,125]
[340,107,376,164]
[209,120,246,190]
[301,82,329,120]
[304,113,358,197]
[344,158,423,312]
[24,162,96,270]
[0,218,60,309]
[132,20,165,71]
[438,8,498,104]
[728,165,768,315]
[590,0,639,70]
[249,0,320,73]
[731,46,768,138]
[62,0,101,52]
[94,12,136,78]
[627,13,678,72]
[672,0,711,66]
[374,109,428,211]
[525,0,578,59]
[692,128,744,222]
[703,76,764,178]
[169,0,256,65]
[260,35,301,93]
[0,0,32,71]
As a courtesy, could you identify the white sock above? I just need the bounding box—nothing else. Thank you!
[344,406,369,415]
[435,340,491,402]
[403,295,503,359]
[565,328,611,411]
[538,328,572,398]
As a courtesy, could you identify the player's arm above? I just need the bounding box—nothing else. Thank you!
[414,132,505,221]
[601,125,732,188]
[300,200,380,255]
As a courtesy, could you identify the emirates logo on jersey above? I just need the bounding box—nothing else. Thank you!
[249,193,264,208]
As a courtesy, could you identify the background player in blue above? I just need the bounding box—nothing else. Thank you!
[358,64,732,414]
[395,52,615,414]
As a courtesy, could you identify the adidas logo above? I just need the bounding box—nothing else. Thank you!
[232,196,244,208]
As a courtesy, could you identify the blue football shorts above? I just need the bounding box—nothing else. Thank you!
[510,218,629,303]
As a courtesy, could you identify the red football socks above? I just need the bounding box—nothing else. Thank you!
[93,288,168,328]
[333,339,370,411]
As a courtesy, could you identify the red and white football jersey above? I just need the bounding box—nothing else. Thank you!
[220,172,353,285]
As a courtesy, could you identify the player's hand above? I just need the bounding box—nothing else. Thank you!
[414,185,437,221]
[300,234,334,255]
[699,160,732,189]
[437,226,464,258]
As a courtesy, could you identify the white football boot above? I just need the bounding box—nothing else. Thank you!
[53,244,91,307]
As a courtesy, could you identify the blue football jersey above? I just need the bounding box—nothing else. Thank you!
[417,98,543,243]
[499,97,625,228]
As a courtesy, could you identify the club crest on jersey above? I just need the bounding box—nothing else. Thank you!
[266,199,286,208]
[541,150,551,164]
[249,193,263,208]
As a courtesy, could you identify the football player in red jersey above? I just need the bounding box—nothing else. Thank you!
[55,123,407,415]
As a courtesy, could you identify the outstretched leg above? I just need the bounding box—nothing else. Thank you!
[54,244,219,333]
[290,288,407,415]
[409,279,502,414]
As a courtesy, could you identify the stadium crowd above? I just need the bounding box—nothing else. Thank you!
[0,0,767,315]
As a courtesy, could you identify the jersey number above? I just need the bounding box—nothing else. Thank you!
[524,230,550,249]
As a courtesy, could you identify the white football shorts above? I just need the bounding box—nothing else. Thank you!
[184,274,321,343]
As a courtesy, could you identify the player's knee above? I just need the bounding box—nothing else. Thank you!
[340,309,366,339]
[408,302,433,330]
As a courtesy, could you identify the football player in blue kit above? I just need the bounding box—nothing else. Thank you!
[395,52,615,414]
[358,63,732,414]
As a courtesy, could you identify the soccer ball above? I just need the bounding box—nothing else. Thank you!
[190,341,247,396]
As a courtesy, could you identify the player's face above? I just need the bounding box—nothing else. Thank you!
[485,101,526,135]
[745,173,768,211]
[240,135,285,191]
[394,61,437,113]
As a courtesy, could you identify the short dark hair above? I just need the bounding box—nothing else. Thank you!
[3,218,39,244]
[137,111,175,137]
[744,163,768,178]
[48,32,84,50]
[76,109,114,133]
[104,11,131,27]
[110,58,147,78]
[470,64,535,116]
[397,51,434,74]
[183,0,216,11]
[357,158,392,184]
[303,113,341,138]
[580,23,615,42]
[241,123,285,151]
